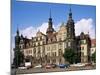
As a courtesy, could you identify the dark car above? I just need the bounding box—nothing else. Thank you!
[58,64,70,68]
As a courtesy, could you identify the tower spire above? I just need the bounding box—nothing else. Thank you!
[50,9,51,18]
[49,9,52,20]
[69,5,72,19]
[46,9,54,34]
[17,24,19,36]
[48,9,52,28]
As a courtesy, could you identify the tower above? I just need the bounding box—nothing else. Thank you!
[66,7,75,39]
[13,28,24,68]
[46,10,55,35]
[15,28,20,48]
[65,7,77,63]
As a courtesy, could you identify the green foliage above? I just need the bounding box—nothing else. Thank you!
[63,48,76,64]
[92,51,96,63]
[13,47,24,68]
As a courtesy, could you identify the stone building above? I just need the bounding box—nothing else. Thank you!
[13,8,91,66]
[76,32,91,63]
[90,39,96,56]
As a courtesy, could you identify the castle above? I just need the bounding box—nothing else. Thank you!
[13,8,91,66]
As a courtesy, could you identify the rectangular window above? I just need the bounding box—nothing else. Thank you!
[54,52,56,56]
[68,42,71,47]
[53,45,56,50]
[81,46,84,50]
[47,46,50,51]
[38,37,40,40]
[59,38,62,41]
[81,40,86,44]
[52,52,56,57]
[59,43,62,49]
[47,53,50,57]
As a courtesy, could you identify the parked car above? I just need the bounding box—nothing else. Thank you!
[34,64,42,68]
[25,62,32,69]
[45,64,52,69]
[84,63,92,66]
[51,64,57,68]
[58,64,70,68]
[18,66,27,69]
[70,63,85,67]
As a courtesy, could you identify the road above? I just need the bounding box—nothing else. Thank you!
[12,65,96,75]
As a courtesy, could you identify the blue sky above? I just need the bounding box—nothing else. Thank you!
[11,0,96,35]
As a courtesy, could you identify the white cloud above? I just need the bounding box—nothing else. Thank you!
[37,23,48,34]
[20,22,48,39]
[19,22,60,39]
[75,18,95,39]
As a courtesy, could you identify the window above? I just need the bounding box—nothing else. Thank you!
[81,40,86,44]
[92,49,94,52]
[38,42,40,45]
[38,50,40,54]
[64,36,66,40]
[34,38,36,41]
[59,38,62,41]
[42,49,45,53]
[81,46,84,50]
[81,52,84,56]
[58,49,62,56]
[38,37,40,40]
[40,41,43,45]
[52,59,56,63]
[68,34,70,38]
[59,43,62,45]
[47,59,50,63]
[47,46,50,51]
[54,52,56,56]
[59,43,62,49]
[28,50,30,54]
[69,28,71,32]
[33,49,36,57]
[40,36,42,40]
[36,38,38,41]
[26,50,28,54]
[68,42,71,47]
[53,45,56,50]
[64,32,66,34]
[47,53,50,57]
[84,40,86,43]
[20,46,21,49]
[52,52,56,57]
[59,58,62,63]
[29,50,31,54]
[30,50,32,54]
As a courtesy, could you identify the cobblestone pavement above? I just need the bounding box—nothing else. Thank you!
[11,65,96,75]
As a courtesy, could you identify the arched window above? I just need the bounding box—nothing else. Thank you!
[58,49,63,56]
[34,48,36,54]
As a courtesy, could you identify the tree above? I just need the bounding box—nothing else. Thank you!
[63,48,76,64]
[13,47,24,68]
[91,51,96,63]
